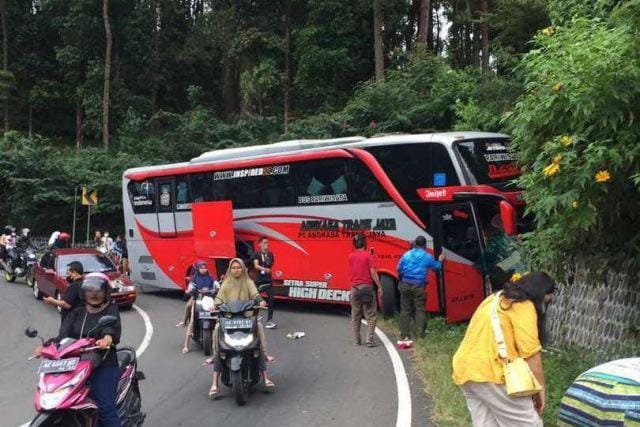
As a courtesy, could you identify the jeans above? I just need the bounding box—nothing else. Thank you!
[398,281,426,339]
[89,363,122,427]
[260,282,275,321]
[350,285,377,344]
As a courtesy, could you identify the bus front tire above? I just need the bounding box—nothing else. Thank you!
[379,275,397,317]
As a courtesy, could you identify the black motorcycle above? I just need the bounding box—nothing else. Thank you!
[217,300,265,405]
[2,246,37,284]
[191,288,218,356]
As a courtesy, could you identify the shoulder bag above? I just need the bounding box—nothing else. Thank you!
[490,291,542,397]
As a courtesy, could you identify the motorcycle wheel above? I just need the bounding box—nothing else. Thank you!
[26,267,35,287]
[232,369,248,406]
[4,270,16,282]
[33,279,43,300]
[203,328,212,356]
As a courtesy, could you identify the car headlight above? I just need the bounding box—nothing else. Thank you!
[40,369,86,410]
[224,332,254,350]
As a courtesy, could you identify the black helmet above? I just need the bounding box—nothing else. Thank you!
[80,272,112,303]
[352,233,367,249]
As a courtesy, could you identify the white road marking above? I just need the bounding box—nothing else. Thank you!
[364,320,413,427]
[18,303,153,426]
[132,303,154,358]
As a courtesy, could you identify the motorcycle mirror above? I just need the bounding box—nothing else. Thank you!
[98,315,118,328]
[258,284,271,292]
[25,327,38,338]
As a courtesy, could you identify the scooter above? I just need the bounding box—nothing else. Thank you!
[25,315,146,426]
[217,300,265,406]
[191,288,218,356]
[2,246,36,283]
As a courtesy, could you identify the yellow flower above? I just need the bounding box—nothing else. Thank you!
[553,154,562,164]
[511,273,522,282]
[595,170,611,183]
[561,135,573,147]
[543,162,560,177]
[552,82,563,92]
[542,27,555,36]
[572,201,579,209]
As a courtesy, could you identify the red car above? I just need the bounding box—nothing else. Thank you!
[31,248,137,309]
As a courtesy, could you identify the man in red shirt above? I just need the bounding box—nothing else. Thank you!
[348,234,382,347]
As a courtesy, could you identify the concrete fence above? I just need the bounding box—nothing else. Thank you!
[546,259,640,360]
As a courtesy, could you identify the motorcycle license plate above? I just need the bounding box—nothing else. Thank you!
[38,357,79,374]
[224,318,252,330]
[199,311,214,320]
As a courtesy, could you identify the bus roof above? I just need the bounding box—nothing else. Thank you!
[123,131,508,178]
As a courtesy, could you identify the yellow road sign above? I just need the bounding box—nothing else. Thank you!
[82,187,98,206]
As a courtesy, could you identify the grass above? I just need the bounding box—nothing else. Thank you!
[381,316,598,426]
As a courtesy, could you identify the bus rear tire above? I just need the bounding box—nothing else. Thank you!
[379,275,397,317]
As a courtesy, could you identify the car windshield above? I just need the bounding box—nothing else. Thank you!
[454,139,521,187]
[58,254,116,275]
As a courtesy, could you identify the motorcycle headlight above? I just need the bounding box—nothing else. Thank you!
[40,369,86,410]
[201,296,215,312]
[223,332,254,350]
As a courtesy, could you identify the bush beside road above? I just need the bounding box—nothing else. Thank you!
[382,317,598,427]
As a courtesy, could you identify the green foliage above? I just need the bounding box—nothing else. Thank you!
[505,13,640,269]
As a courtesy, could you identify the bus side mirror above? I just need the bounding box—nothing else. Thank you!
[499,201,517,236]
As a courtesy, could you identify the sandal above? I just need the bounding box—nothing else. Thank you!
[202,358,214,366]
[265,354,276,363]
[176,322,185,327]
[264,378,275,388]
[208,385,219,399]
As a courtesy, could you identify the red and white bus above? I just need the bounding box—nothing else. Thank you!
[123,132,526,322]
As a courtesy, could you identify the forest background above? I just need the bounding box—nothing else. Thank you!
[0,0,639,270]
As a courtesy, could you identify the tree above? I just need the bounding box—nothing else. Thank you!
[102,0,112,149]
[373,0,385,82]
[480,0,490,71]
[417,0,430,52]
[0,0,8,132]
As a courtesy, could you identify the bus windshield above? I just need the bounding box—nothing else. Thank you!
[454,139,520,187]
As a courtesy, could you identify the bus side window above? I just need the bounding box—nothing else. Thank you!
[128,180,156,214]
[430,144,460,187]
[347,158,390,203]
[175,175,191,210]
[295,158,350,204]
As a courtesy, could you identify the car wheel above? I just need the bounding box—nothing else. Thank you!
[55,291,62,313]
[33,280,43,300]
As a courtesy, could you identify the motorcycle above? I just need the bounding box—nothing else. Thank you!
[191,288,217,356]
[25,316,146,426]
[216,300,266,405]
[2,246,37,284]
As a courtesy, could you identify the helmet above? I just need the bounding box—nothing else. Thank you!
[4,225,14,235]
[21,228,30,237]
[58,232,71,241]
[80,272,112,304]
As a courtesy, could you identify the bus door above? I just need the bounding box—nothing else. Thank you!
[156,179,177,237]
[192,201,236,275]
[431,202,485,323]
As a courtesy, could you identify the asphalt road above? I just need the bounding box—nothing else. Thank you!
[0,276,433,427]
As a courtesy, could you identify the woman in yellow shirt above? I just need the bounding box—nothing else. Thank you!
[452,272,556,426]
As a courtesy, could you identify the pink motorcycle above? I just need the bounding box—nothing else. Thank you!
[25,316,145,426]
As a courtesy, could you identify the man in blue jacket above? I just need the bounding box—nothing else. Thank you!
[397,235,445,340]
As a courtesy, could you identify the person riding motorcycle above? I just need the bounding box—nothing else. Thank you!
[180,260,220,354]
[4,225,17,259]
[32,272,123,427]
[206,258,275,398]
[17,227,33,251]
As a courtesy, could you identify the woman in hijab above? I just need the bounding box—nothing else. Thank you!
[207,258,274,398]
[180,261,218,354]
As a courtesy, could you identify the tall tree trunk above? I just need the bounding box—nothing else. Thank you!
[151,0,160,112]
[373,0,384,82]
[480,0,490,71]
[75,98,83,150]
[102,0,112,149]
[221,56,239,117]
[435,3,441,55]
[0,0,8,133]
[283,0,291,133]
[416,0,430,52]
[427,0,434,51]
[28,104,32,138]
